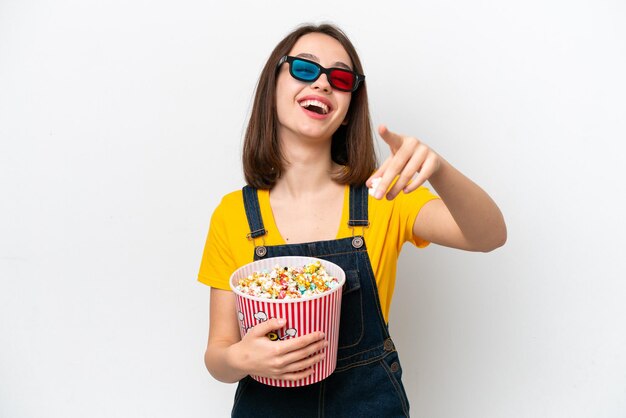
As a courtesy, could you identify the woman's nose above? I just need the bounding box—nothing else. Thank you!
[311,73,332,92]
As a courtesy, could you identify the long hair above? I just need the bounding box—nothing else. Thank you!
[242,23,377,189]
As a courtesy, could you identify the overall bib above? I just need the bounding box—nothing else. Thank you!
[232,185,410,418]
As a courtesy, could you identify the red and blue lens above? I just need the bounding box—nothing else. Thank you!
[278,56,364,92]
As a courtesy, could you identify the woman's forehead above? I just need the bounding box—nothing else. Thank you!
[288,33,353,68]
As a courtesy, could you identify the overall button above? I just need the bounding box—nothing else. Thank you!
[390,362,400,373]
[351,236,364,248]
[384,338,395,352]
[255,246,267,257]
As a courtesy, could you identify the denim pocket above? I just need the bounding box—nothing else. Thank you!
[337,269,364,348]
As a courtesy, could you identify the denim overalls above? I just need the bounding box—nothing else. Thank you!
[232,185,410,418]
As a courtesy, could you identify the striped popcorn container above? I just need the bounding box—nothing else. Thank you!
[229,256,345,387]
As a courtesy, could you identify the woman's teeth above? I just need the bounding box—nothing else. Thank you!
[299,99,329,115]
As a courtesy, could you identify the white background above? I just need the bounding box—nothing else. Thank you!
[1,1,625,417]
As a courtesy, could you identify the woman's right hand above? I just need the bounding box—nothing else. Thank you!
[229,318,328,382]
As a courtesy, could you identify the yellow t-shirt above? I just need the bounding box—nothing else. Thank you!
[198,185,439,323]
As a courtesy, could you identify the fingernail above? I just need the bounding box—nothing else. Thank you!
[320,332,325,339]
[375,189,384,200]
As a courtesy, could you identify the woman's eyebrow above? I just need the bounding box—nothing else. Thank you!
[295,53,352,70]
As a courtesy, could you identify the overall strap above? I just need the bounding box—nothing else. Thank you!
[348,184,369,228]
[242,185,266,239]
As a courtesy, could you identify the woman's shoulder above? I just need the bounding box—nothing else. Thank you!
[219,188,244,205]
[210,188,245,219]
[213,186,271,217]
[217,186,269,206]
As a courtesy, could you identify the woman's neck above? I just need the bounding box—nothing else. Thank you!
[273,136,342,198]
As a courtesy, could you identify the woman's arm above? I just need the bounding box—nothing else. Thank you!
[368,125,507,252]
[204,288,329,383]
[412,158,507,252]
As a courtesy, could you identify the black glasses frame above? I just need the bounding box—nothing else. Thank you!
[278,55,365,92]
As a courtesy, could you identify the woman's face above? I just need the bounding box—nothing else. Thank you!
[275,32,353,144]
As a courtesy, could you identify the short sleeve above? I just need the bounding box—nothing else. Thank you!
[197,199,237,290]
[395,186,440,248]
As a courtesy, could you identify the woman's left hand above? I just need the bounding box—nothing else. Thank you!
[368,124,441,200]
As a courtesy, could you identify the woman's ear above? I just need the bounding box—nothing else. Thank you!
[341,119,349,126]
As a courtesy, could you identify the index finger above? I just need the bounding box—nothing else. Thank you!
[378,124,404,153]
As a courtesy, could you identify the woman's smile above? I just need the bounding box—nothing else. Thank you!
[298,95,332,119]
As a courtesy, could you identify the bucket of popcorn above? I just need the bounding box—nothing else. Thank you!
[229,256,345,387]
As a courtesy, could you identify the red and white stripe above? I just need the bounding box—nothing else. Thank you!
[231,256,345,387]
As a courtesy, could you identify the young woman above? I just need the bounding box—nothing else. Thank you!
[198,23,506,417]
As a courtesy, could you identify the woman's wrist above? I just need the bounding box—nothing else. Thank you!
[205,341,248,384]
[223,341,249,382]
